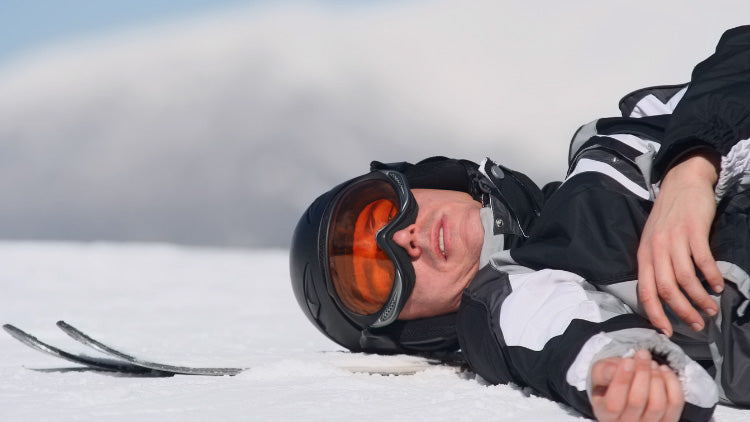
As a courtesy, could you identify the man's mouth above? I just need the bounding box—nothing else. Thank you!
[439,226,446,257]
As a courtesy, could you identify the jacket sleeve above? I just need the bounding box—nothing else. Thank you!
[653,25,750,195]
[457,264,718,422]
[460,162,718,420]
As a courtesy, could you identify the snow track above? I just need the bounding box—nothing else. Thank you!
[1,242,746,421]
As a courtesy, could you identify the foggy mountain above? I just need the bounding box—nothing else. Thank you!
[0,0,746,247]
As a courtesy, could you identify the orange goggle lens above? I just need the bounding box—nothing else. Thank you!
[328,180,400,315]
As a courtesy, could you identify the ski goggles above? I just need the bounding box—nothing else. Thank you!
[326,170,417,329]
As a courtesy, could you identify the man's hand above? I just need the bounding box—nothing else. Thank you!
[636,152,723,336]
[591,350,684,422]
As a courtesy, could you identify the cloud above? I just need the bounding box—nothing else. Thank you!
[0,0,747,247]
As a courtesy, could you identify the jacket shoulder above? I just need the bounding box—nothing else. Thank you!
[457,265,515,384]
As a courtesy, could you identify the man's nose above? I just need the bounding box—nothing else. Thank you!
[391,224,422,259]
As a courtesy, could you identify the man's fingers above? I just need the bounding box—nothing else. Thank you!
[597,358,636,418]
[641,363,667,422]
[589,354,685,422]
[670,241,716,325]
[620,350,652,420]
[691,239,724,294]
[637,249,673,336]
[660,365,685,422]
[652,246,704,332]
[590,359,618,391]
[639,232,722,334]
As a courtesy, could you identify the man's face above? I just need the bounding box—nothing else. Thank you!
[393,188,484,319]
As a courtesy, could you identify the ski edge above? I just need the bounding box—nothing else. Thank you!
[56,321,245,376]
[6,322,470,377]
[3,324,168,375]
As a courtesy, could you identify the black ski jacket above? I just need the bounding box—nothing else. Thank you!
[456,26,750,422]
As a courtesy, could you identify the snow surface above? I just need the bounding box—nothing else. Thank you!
[1,242,747,421]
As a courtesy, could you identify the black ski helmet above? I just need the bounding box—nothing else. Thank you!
[289,156,543,355]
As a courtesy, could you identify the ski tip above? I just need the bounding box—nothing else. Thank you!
[56,321,80,335]
[3,323,23,335]
[3,324,36,344]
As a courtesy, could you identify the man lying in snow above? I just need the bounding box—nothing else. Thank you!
[290,25,750,422]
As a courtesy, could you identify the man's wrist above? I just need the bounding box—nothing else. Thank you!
[664,150,720,186]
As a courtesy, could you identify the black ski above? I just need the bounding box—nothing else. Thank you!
[6,321,466,377]
[3,324,167,375]
[55,321,244,376]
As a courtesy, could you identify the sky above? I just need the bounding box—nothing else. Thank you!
[1,0,253,64]
[1,1,749,248]
[0,0,377,65]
